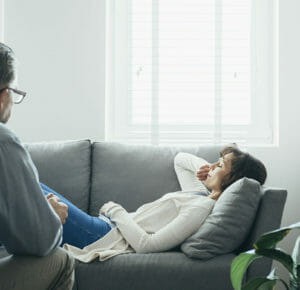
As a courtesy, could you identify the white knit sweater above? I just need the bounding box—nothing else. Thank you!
[63,152,215,262]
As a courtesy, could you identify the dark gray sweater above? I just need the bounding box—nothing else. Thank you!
[0,123,62,256]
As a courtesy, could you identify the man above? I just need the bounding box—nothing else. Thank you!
[0,42,75,289]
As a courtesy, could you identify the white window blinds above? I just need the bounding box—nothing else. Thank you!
[106,0,276,145]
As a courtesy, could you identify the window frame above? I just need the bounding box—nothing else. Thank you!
[105,0,278,146]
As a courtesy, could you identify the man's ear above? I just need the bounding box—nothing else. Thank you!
[0,89,7,111]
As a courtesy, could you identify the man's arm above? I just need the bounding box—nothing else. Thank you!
[174,152,210,192]
[0,139,62,256]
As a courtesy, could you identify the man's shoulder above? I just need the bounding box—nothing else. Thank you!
[0,123,21,145]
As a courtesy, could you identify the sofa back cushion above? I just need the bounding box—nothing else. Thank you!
[89,142,221,216]
[25,140,91,212]
[181,177,261,259]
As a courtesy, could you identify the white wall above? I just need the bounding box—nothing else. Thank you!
[261,1,300,287]
[2,0,300,288]
[0,0,4,42]
[4,0,106,142]
[253,0,300,245]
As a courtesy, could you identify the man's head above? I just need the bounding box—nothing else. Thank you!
[0,43,17,123]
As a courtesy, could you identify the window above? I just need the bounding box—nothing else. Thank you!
[106,0,277,145]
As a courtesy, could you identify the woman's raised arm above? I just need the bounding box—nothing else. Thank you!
[174,152,210,193]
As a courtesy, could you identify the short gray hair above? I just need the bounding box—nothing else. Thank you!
[0,43,16,88]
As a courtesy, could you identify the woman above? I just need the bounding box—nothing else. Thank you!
[43,144,267,262]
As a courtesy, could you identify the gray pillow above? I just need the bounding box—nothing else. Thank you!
[181,177,261,259]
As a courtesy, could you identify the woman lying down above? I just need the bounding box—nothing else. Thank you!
[42,144,267,262]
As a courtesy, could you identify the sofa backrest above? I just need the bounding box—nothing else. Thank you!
[89,142,222,216]
[25,140,91,213]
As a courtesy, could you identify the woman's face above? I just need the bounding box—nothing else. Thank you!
[203,152,235,192]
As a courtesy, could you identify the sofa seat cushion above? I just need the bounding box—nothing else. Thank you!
[74,252,236,290]
[181,177,261,260]
[25,140,91,212]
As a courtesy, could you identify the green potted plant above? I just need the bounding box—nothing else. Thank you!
[230,221,300,290]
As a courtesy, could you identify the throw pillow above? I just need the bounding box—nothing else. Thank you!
[181,177,261,259]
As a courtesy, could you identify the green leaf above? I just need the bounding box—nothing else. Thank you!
[242,277,277,290]
[267,268,289,290]
[255,221,300,250]
[292,236,300,277]
[231,250,261,290]
[256,248,294,276]
[292,235,300,263]
[257,280,278,290]
[289,271,299,290]
[290,264,300,289]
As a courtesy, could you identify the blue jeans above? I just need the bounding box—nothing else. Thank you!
[40,183,111,249]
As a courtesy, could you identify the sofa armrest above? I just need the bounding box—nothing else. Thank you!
[242,188,287,281]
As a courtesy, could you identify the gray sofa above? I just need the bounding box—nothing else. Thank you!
[0,140,287,290]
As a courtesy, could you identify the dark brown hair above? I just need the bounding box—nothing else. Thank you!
[219,144,267,191]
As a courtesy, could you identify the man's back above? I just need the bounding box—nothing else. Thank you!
[0,123,62,256]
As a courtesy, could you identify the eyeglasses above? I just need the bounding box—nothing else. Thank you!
[0,87,27,104]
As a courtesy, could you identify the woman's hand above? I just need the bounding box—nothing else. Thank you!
[46,193,68,224]
[99,201,119,217]
[196,164,211,181]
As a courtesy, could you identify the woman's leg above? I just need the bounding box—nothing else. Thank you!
[40,183,111,249]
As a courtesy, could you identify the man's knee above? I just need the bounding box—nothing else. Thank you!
[0,247,75,290]
[48,247,75,290]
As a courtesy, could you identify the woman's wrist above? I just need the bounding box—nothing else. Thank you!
[208,191,221,200]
